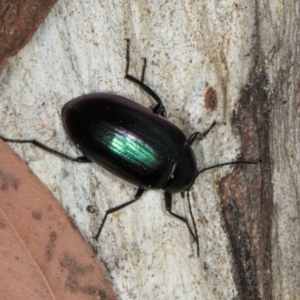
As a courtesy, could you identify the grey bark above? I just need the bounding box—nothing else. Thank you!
[0,1,298,299]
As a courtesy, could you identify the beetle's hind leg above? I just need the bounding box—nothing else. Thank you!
[0,135,91,163]
[125,39,167,117]
[164,192,199,257]
[93,187,145,240]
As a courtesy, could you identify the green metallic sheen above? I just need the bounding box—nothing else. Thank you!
[109,131,160,166]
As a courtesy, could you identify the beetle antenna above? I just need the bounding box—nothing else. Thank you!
[197,160,260,176]
[187,190,200,257]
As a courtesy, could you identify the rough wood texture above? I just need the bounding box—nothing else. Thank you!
[220,71,271,299]
[0,1,298,299]
[261,2,300,299]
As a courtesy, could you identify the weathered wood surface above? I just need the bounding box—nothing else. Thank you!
[0,1,298,299]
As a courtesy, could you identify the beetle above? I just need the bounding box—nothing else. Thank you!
[0,39,257,256]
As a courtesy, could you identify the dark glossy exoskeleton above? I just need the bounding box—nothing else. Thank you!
[63,93,197,194]
[0,40,257,256]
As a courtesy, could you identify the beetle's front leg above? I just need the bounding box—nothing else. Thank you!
[124,39,167,117]
[187,121,216,145]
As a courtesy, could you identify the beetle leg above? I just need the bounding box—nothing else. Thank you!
[93,187,145,240]
[164,192,198,244]
[0,135,91,163]
[141,57,147,83]
[186,190,199,257]
[187,121,216,145]
[125,39,167,117]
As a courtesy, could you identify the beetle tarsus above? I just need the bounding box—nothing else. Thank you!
[141,58,147,83]
[165,192,199,251]
[125,38,130,75]
[93,187,145,240]
[187,190,199,257]
[124,39,167,117]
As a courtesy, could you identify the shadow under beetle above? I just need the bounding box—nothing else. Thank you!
[0,40,258,257]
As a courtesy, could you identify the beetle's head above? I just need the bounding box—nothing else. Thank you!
[163,144,198,194]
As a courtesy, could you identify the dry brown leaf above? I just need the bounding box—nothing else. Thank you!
[0,0,57,71]
[0,140,117,300]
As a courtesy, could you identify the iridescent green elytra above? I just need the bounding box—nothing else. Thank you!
[109,131,160,166]
[62,93,197,190]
